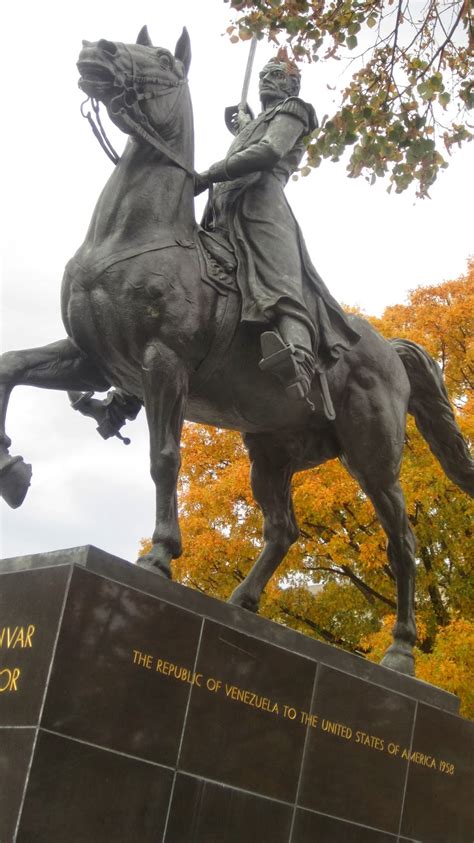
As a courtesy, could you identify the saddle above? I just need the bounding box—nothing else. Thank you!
[196,228,238,296]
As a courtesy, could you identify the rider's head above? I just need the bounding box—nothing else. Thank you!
[259,57,300,109]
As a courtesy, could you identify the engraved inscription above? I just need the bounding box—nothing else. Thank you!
[322,718,353,740]
[0,623,36,693]
[0,668,21,693]
[225,684,280,714]
[0,625,35,649]
[130,646,456,776]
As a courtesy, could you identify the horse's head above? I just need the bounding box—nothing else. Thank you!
[77,26,192,140]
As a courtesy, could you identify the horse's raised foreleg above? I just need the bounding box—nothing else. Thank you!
[229,432,298,612]
[138,342,189,578]
[0,339,110,507]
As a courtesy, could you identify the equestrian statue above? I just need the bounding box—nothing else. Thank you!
[1,26,472,678]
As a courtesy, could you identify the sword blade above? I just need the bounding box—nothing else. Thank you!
[239,36,258,111]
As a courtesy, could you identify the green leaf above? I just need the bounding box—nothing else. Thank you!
[347,35,358,50]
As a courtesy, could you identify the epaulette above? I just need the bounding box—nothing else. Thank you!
[264,97,318,133]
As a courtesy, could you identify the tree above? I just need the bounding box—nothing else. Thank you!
[140,264,474,715]
[225,0,473,197]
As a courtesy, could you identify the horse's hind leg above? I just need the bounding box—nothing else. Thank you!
[0,338,109,507]
[359,479,417,674]
[229,432,298,612]
[342,436,417,674]
[354,480,416,674]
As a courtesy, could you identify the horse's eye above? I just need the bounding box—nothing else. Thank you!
[98,39,117,56]
[159,54,172,69]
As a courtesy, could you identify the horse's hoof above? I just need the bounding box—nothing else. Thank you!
[136,549,172,579]
[228,590,259,613]
[380,643,415,676]
[0,454,32,509]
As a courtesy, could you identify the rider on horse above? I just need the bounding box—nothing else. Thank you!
[196,55,360,408]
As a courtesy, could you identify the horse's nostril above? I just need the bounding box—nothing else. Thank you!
[98,39,117,55]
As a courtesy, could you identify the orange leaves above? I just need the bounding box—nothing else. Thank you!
[171,424,258,599]
[293,459,386,574]
[359,615,396,662]
[416,619,474,718]
[376,261,474,408]
[362,617,474,718]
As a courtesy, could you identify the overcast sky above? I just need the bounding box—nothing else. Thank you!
[1,0,472,563]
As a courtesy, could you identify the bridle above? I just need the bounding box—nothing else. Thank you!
[81,97,120,165]
[81,42,197,178]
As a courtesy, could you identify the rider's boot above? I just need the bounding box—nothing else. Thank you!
[259,331,314,399]
[259,318,336,419]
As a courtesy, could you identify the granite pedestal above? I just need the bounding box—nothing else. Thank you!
[1,546,473,842]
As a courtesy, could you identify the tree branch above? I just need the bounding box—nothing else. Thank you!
[340,564,397,608]
[279,606,356,650]
[417,3,465,79]
[420,546,450,626]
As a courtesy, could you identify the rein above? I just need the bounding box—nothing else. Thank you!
[81,45,197,179]
[81,97,120,165]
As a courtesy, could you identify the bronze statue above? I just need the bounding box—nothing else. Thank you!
[0,27,472,678]
[197,55,360,413]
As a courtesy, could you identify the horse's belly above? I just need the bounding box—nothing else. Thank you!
[187,352,316,433]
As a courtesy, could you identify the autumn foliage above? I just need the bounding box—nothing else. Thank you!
[141,263,474,716]
[226,0,473,197]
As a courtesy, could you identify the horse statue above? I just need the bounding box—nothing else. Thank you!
[0,27,472,677]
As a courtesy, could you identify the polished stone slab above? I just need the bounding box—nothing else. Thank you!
[1,545,461,714]
[0,565,71,726]
[401,701,474,842]
[178,619,317,802]
[17,730,173,843]
[164,774,293,842]
[41,567,202,765]
[1,546,473,842]
[291,809,401,842]
[0,728,36,842]
[298,664,416,832]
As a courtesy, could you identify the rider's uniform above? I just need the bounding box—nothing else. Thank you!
[204,97,360,372]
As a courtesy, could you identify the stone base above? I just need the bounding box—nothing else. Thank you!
[1,546,473,842]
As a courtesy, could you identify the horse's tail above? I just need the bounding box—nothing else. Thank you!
[391,338,473,497]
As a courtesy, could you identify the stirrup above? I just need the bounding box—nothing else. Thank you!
[260,330,336,419]
[259,331,310,401]
[259,331,297,378]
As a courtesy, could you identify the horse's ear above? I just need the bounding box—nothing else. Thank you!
[136,25,153,47]
[175,27,191,75]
